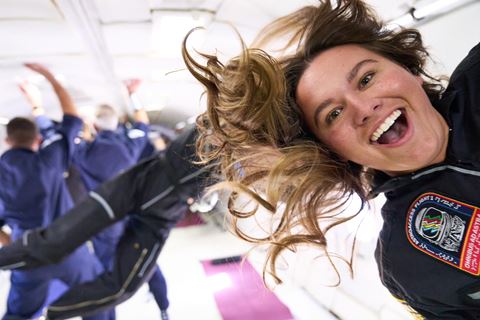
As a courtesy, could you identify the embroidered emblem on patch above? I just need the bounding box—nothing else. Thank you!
[406,192,480,275]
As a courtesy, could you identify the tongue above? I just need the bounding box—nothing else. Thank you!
[377,120,407,145]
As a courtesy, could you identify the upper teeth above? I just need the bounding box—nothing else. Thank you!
[370,110,402,142]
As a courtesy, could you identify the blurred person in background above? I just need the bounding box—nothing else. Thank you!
[0,63,112,320]
[72,78,171,320]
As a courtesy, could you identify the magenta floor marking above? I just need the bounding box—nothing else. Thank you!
[201,256,293,320]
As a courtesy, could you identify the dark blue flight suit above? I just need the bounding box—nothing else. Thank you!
[0,115,111,320]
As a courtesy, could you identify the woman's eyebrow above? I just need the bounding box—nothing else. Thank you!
[347,59,378,83]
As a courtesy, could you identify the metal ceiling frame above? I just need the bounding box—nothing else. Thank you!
[54,0,129,112]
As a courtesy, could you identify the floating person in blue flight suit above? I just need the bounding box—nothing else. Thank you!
[0,125,213,320]
[0,63,113,320]
[71,78,171,320]
[19,77,91,206]
[73,103,149,270]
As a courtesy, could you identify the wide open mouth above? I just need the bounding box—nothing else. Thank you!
[370,109,408,145]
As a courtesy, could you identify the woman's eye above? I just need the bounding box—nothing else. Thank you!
[359,73,374,88]
[326,107,343,124]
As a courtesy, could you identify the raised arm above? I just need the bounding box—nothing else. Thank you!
[18,80,59,140]
[125,78,150,124]
[24,63,79,117]
[18,80,45,117]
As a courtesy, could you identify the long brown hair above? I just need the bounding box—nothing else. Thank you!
[182,0,444,284]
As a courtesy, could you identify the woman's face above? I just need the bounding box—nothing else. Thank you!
[296,44,449,175]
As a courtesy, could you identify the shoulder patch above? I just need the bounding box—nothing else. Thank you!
[40,133,63,149]
[127,129,146,139]
[406,192,480,275]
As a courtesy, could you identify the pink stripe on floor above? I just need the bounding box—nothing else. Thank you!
[202,257,293,320]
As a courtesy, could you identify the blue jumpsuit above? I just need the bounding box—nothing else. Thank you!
[0,115,111,320]
[73,122,170,311]
[34,116,89,205]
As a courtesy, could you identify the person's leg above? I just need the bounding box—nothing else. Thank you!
[147,266,169,310]
[55,244,115,320]
[2,270,49,320]
[92,220,126,271]
[91,237,113,271]
[148,265,170,320]
[46,280,69,308]
[47,224,163,320]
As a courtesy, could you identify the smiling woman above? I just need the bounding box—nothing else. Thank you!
[183,0,480,319]
[296,44,449,174]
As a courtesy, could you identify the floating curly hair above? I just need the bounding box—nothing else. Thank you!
[182,0,444,284]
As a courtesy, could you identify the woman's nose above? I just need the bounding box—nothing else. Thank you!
[347,94,381,126]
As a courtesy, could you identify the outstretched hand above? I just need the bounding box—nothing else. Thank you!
[18,80,43,111]
[23,62,78,116]
[124,78,142,95]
